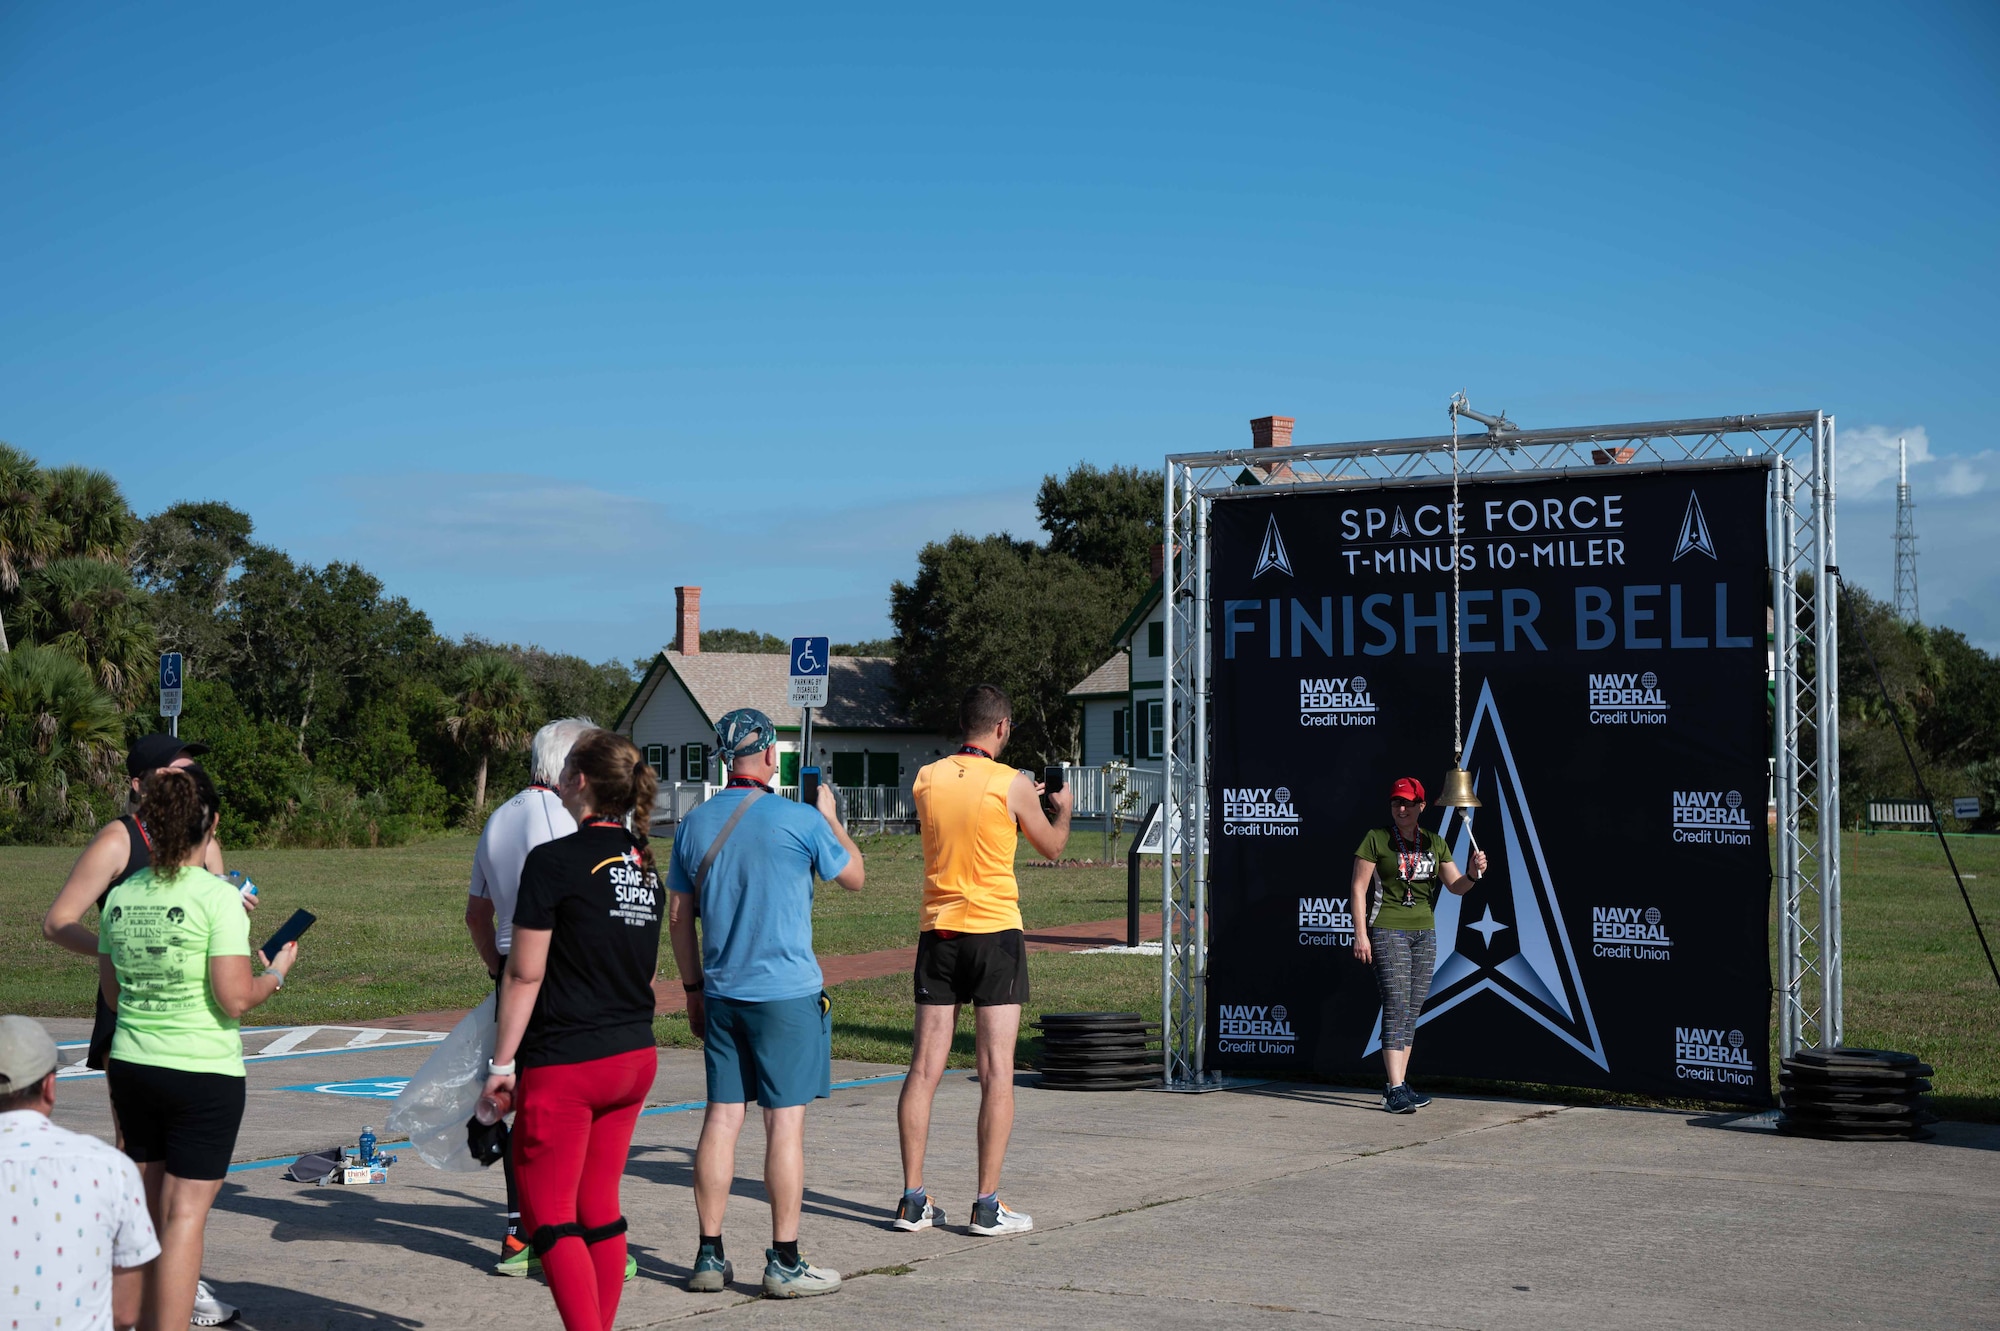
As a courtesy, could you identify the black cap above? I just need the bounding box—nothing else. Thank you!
[126,733,209,778]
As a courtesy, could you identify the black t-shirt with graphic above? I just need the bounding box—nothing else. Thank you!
[512,824,663,1069]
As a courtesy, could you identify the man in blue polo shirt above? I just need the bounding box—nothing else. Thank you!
[667,708,865,1299]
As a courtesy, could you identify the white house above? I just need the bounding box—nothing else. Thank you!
[614,586,954,823]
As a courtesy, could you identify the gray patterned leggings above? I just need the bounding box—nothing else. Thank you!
[1369,927,1437,1051]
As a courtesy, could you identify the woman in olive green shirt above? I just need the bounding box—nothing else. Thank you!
[100,765,298,1331]
[1349,776,1484,1114]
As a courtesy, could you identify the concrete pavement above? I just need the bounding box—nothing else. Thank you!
[40,1020,1999,1330]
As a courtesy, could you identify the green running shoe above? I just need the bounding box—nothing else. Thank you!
[762,1249,842,1298]
[625,1253,639,1282]
[687,1244,733,1292]
[494,1236,538,1277]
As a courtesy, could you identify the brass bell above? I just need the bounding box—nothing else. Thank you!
[1438,766,1482,808]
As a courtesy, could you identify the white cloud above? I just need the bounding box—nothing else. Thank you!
[1837,424,1998,502]
[335,472,676,569]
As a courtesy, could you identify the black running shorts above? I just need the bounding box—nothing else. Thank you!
[105,1059,247,1180]
[913,928,1028,1007]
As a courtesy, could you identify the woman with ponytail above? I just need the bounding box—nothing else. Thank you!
[100,765,299,1331]
[482,728,662,1331]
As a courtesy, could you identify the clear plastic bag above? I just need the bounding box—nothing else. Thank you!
[385,993,495,1172]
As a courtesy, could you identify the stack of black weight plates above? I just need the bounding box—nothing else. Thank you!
[1034,1013,1162,1091]
[1777,1047,1936,1141]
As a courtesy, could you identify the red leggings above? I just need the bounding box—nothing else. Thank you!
[514,1046,657,1331]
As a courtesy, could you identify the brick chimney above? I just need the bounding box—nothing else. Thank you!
[674,586,701,654]
[1251,415,1295,480]
[1150,543,1166,580]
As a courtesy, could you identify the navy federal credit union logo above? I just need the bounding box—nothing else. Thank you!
[1253,514,1293,579]
[1364,680,1609,1071]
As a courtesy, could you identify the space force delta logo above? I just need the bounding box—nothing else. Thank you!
[1591,906,1671,961]
[1300,675,1376,727]
[1217,1003,1296,1054]
[1222,786,1301,836]
[1674,1025,1756,1088]
[1588,671,1667,726]
[1671,790,1754,846]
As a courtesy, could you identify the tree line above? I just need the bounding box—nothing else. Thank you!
[0,444,635,845]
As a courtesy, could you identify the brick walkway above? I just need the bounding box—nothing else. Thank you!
[363,912,1164,1033]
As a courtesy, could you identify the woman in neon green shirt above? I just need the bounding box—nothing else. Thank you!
[100,765,298,1331]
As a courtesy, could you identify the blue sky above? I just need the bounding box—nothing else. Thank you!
[4,1,1996,660]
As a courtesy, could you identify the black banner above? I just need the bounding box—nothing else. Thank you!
[1205,467,1772,1104]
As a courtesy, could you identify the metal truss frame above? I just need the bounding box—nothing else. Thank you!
[1160,412,1841,1089]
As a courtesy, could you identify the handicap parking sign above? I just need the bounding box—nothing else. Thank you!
[279,1078,410,1099]
[788,636,829,708]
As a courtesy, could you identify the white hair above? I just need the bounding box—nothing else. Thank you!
[532,717,596,785]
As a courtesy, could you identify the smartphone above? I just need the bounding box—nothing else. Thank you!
[1043,765,1066,794]
[258,908,317,964]
[801,766,820,807]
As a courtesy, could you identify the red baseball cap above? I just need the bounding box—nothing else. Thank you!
[1389,777,1425,803]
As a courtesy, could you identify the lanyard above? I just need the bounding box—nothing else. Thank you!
[957,745,994,760]
[727,776,774,793]
[1388,823,1426,907]
[132,817,153,853]
[582,818,625,831]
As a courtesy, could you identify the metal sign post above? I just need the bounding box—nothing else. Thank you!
[159,653,184,737]
[789,637,830,801]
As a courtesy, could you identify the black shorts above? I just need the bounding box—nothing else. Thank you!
[105,1059,247,1180]
[914,929,1028,1007]
[86,987,117,1071]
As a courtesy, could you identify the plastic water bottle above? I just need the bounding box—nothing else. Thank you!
[358,1126,376,1163]
[476,1087,513,1125]
[227,870,258,905]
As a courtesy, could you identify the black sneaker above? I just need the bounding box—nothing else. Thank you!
[1382,1084,1417,1114]
[1405,1085,1433,1109]
[892,1193,945,1232]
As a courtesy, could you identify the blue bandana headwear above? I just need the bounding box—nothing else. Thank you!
[714,708,777,761]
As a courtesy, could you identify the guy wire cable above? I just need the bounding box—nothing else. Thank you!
[1832,567,2000,992]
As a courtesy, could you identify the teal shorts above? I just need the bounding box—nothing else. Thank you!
[703,991,833,1109]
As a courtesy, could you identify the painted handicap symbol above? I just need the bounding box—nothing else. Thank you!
[279,1078,411,1099]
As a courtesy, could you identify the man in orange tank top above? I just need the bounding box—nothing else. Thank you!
[893,684,1071,1238]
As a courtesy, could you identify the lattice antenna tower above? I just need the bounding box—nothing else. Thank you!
[1893,436,1920,621]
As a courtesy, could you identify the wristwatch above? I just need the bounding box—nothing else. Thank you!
[683,979,703,993]
[488,1059,516,1076]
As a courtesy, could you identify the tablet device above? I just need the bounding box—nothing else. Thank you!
[259,909,316,965]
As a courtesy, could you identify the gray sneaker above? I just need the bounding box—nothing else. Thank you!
[687,1245,733,1293]
[892,1192,946,1232]
[967,1196,1033,1236]
[762,1249,841,1298]
[1382,1084,1418,1114]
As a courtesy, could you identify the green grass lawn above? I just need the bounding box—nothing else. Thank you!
[0,831,1137,1026]
[5,827,1993,1118]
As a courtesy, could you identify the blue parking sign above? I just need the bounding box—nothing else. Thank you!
[159,652,184,720]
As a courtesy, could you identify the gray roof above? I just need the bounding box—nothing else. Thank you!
[662,651,920,730]
[1069,650,1129,698]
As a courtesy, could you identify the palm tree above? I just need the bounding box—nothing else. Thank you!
[17,558,157,700]
[442,652,536,816]
[0,643,125,836]
[42,465,139,563]
[0,444,60,654]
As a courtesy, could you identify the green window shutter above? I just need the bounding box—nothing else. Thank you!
[1148,622,1164,657]
[867,752,899,787]
[780,751,800,786]
[831,752,866,786]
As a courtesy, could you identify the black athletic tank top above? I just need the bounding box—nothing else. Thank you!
[98,814,152,909]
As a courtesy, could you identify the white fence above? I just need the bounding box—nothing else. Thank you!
[652,765,1162,850]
